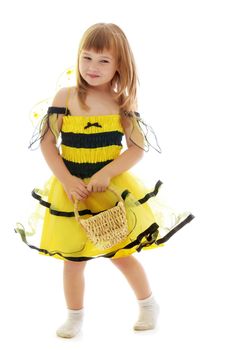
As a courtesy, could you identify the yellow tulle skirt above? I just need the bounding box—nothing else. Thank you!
[15,170,195,262]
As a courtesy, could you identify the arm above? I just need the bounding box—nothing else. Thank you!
[100,147,144,178]
[40,87,90,201]
[40,87,71,184]
[97,115,145,178]
[40,128,71,184]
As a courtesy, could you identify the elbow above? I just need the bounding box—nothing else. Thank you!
[129,145,145,160]
[40,137,57,155]
[40,138,48,153]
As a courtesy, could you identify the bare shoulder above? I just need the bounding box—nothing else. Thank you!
[51,86,76,107]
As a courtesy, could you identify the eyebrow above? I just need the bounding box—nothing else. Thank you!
[82,51,113,60]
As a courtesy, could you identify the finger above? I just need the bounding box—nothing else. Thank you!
[71,191,83,201]
[75,188,88,198]
[87,184,93,192]
[69,192,76,203]
[78,180,89,190]
[81,187,91,195]
[79,190,90,200]
[84,184,91,192]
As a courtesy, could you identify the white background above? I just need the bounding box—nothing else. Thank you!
[1,0,242,349]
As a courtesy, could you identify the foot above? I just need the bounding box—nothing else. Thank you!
[133,295,160,331]
[56,308,84,338]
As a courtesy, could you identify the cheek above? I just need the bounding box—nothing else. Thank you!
[111,62,118,74]
[79,61,86,74]
[107,64,117,76]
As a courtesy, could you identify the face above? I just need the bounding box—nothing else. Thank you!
[79,48,117,91]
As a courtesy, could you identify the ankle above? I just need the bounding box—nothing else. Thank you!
[137,293,157,306]
[68,307,84,312]
[137,292,153,301]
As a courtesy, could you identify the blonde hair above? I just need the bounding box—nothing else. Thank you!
[75,23,139,116]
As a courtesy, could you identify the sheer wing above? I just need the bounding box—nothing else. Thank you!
[55,65,76,90]
[29,65,75,126]
[28,66,76,150]
[28,106,70,150]
[123,111,162,153]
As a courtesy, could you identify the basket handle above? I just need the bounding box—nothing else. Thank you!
[73,186,124,223]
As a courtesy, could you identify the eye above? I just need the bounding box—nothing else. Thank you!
[83,56,91,60]
[101,60,109,63]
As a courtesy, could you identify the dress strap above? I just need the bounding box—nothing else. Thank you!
[65,87,71,114]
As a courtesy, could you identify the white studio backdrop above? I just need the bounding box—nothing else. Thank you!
[1,0,242,349]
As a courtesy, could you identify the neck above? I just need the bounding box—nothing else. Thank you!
[88,83,112,94]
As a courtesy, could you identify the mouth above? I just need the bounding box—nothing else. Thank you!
[87,73,100,78]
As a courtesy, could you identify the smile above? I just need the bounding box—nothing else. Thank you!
[87,74,100,78]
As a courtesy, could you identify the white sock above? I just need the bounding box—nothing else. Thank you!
[133,293,160,331]
[56,308,84,338]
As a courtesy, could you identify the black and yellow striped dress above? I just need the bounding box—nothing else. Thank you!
[15,93,195,262]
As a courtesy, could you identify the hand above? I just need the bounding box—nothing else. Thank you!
[62,175,91,202]
[86,171,111,192]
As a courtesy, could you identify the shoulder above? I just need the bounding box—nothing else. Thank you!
[120,111,139,129]
[51,87,70,107]
[50,86,77,115]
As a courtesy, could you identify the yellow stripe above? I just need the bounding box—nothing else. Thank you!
[62,115,124,134]
[61,144,123,163]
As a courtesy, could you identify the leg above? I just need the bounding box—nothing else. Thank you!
[110,255,159,331]
[63,260,87,309]
[56,260,87,338]
[110,255,152,299]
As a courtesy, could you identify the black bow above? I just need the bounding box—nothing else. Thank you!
[84,122,102,129]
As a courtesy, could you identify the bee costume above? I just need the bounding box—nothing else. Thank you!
[15,79,195,261]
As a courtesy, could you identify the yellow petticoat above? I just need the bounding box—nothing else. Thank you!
[15,170,194,262]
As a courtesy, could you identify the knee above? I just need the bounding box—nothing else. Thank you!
[64,260,87,271]
[110,256,135,269]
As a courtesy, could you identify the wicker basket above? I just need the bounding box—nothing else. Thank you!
[74,187,129,250]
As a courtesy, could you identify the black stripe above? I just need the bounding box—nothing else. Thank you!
[14,222,159,261]
[14,212,195,261]
[47,106,70,115]
[63,158,114,178]
[31,180,163,217]
[31,189,125,217]
[138,180,163,204]
[61,131,123,148]
[156,213,195,244]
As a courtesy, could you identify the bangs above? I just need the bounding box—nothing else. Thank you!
[82,27,116,53]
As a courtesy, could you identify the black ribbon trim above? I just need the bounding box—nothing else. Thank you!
[31,180,163,217]
[28,106,71,150]
[14,222,158,261]
[14,213,195,262]
[31,188,130,217]
[138,180,163,204]
[156,213,195,244]
[47,106,70,115]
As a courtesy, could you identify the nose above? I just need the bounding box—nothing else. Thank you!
[88,61,99,72]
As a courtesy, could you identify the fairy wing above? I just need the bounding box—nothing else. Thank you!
[28,66,76,150]
[29,65,76,127]
[123,111,162,154]
[55,65,76,90]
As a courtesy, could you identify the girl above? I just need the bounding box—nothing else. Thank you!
[15,22,195,338]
